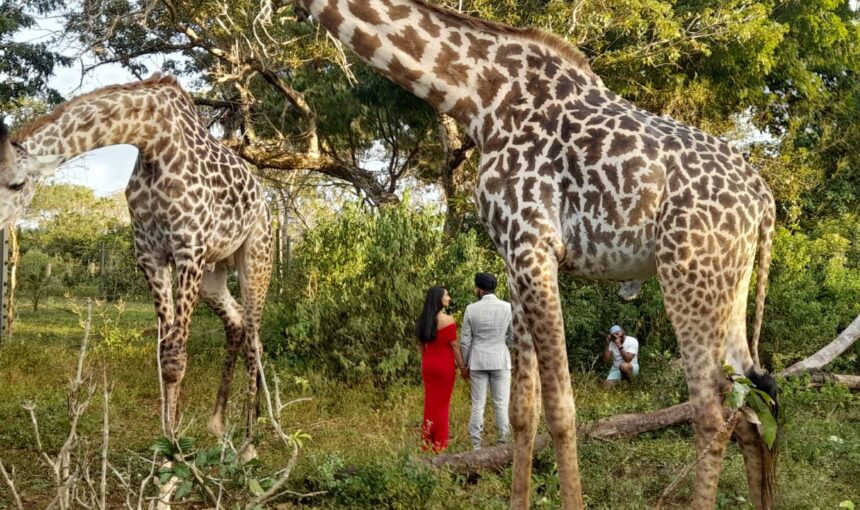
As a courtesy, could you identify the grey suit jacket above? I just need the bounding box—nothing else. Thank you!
[460,294,513,371]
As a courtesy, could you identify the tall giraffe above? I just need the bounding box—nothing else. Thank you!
[0,75,273,442]
[287,0,778,508]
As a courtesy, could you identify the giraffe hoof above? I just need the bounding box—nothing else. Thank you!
[240,443,258,463]
[207,416,226,438]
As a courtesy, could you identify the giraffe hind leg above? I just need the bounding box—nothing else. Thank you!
[199,264,245,438]
[735,369,779,510]
[236,217,273,455]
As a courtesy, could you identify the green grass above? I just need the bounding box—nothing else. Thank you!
[0,298,858,509]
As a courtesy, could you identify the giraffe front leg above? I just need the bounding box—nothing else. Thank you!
[160,257,204,435]
[511,257,583,510]
[507,279,541,509]
[509,297,540,510]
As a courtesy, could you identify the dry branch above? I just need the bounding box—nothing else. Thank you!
[779,312,860,377]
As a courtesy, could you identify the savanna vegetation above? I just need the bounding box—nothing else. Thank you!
[1,0,859,508]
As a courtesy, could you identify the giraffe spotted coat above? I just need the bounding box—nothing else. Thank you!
[292,0,777,508]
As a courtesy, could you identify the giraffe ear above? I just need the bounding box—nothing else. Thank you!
[32,154,66,177]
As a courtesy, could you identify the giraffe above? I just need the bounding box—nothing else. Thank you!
[284,0,779,508]
[0,123,65,227]
[1,75,273,443]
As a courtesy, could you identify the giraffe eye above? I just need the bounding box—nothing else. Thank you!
[7,181,25,192]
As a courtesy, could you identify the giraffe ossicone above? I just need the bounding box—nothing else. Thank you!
[4,75,273,447]
[290,0,779,508]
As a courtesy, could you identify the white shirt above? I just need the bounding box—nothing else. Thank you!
[609,335,639,368]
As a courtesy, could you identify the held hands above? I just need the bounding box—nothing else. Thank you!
[460,366,470,380]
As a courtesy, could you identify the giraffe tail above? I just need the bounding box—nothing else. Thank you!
[746,369,779,509]
[750,195,775,369]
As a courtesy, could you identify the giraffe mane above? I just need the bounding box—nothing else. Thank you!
[411,0,595,76]
[12,74,190,142]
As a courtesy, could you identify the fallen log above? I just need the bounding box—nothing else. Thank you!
[422,403,692,474]
[422,371,860,474]
[779,313,860,376]
[804,372,860,390]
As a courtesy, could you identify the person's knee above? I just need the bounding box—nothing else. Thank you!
[620,362,633,375]
[603,379,618,389]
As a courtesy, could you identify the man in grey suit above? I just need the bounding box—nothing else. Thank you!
[460,272,513,450]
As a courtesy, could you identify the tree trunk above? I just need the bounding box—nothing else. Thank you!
[422,403,692,474]
[779,312,860,377]
[437,114,476,240]
[5,227,17,336]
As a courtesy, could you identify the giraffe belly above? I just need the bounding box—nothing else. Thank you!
[559,219,658,281]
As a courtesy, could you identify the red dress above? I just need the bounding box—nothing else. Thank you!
[421,322,457,452]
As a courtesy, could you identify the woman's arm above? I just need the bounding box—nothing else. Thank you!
[451,341,469,379]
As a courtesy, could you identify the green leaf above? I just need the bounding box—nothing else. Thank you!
[747,393,777,449]
[152,436,174,456]
[248,478,265,496]
[725,381,750,410]
[177,436,195,452]
[172,463,191,480]
[195,450,208,466]
[175,480,193,499]
[158,468,174,485]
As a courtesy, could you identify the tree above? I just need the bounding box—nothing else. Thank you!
[0,0,71,105]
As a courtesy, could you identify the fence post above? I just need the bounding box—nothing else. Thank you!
[0,226,8,339]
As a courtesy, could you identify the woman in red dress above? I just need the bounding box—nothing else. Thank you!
[415,286,468,452]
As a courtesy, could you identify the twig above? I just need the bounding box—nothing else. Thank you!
[100,368,112,510]
[655,410,741,509]
[0,459,25,510]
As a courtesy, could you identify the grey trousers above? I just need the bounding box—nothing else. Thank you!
[468,369,511,449]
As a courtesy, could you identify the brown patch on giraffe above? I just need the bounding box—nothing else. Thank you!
[525,73,552,109]
[450,97,478,120]
[317,1,346,34]
[425,85,447,108]
[348,0,385,24]
[477,66,506,108]
[419,9,442,37]
[576,127,609,166]
[496,44,523,76]
[466,32,493,61]
[386,57,424,90]
[433,42,469,86]
[608,133,637,157]
[351,28,382,60]
[388,26,427,62]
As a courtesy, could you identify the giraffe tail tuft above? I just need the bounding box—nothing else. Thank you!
[746,368,779,509]
[751,195,775,369]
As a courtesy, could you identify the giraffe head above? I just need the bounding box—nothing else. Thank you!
[0,123,65,226]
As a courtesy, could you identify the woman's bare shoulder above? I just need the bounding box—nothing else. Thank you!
[437,313,456,327]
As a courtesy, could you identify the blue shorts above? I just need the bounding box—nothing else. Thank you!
[607,361,639,381]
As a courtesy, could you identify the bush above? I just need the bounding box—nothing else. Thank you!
[762,224,860,371]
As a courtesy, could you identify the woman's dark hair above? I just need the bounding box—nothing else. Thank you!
[415,286,446,343]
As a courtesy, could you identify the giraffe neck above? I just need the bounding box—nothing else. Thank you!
[299,0,599,143]
[14,78,200,161]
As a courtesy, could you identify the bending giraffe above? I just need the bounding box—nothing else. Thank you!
[0,75,273,443]
[284,0,778,508]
